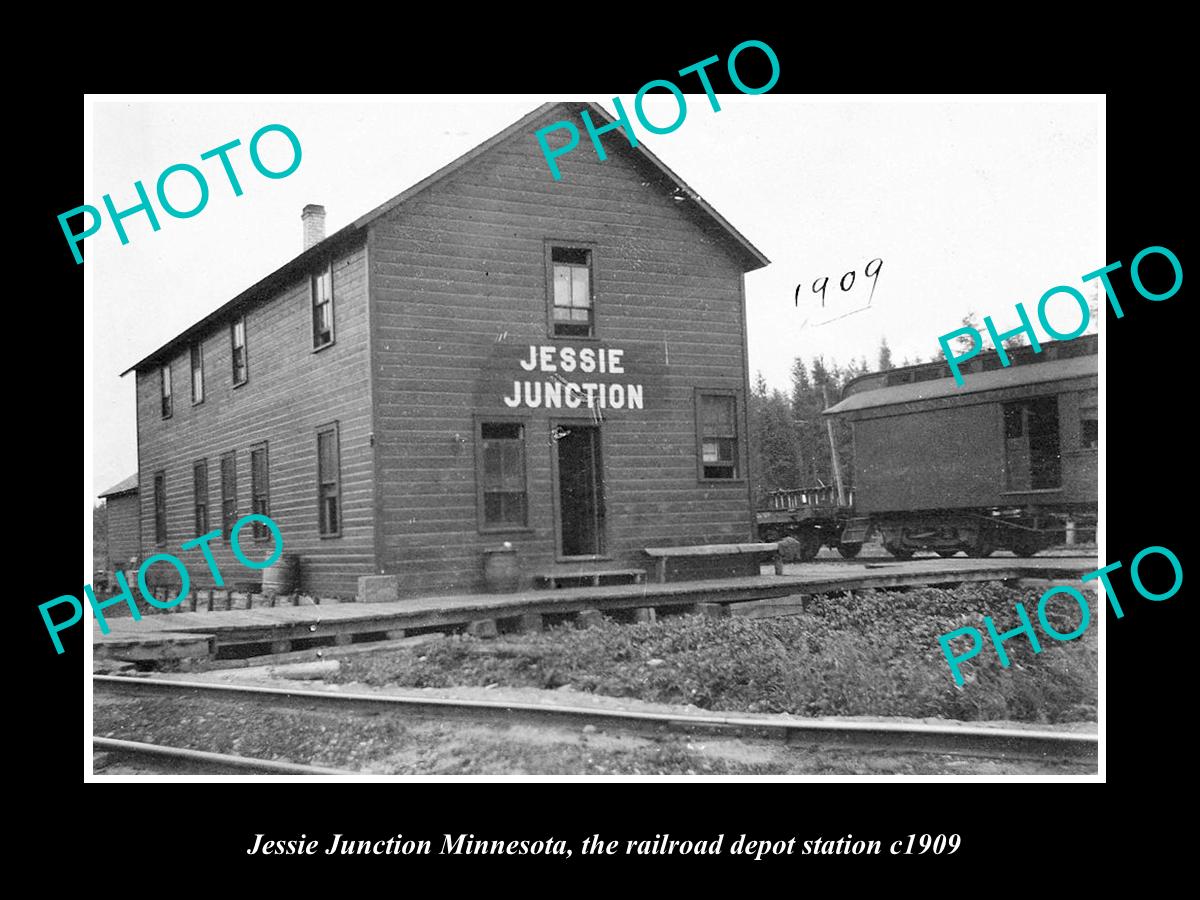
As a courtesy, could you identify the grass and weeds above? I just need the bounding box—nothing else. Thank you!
[331,582,1096,724]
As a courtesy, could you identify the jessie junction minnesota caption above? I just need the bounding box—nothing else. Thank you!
[85,88,1109,777]
[244,832,955,857]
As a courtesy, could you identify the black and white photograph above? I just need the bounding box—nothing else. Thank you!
[82,91,1110,780]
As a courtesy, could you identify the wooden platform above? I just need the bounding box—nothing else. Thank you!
[93,557,1092,664]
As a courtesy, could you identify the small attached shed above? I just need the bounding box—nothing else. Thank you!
[98,474,140,572]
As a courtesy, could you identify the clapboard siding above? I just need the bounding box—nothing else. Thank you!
[135,241,375,598]
[105,492,140,570]
[368,105,755,596]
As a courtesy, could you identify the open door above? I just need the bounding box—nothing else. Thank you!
[556,425,605,557]
[1004,396,1061,491]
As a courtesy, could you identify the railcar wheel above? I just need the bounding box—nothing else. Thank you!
[937,550,960,558]
[884,542,913,559]
[1013,539,1040,558]
[796,529,822,561]
[837,542,863,559]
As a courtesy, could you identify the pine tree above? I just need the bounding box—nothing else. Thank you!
[956,313,982,352]
[878,337,894,371]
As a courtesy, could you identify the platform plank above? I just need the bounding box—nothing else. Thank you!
[90,558,1094,658]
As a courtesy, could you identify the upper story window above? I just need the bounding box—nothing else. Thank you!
[550,246,593,338]
[160,364,173,419]
[697,391,740,480]
[190,343,205,404]
[231,317,248,386]
[312,263,335,349]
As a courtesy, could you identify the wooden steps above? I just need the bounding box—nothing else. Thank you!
[532,568,646,590]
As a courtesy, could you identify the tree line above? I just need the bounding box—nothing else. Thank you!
[749,337,912,506]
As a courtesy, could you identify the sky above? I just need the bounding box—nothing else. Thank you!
[88,96,1100,496]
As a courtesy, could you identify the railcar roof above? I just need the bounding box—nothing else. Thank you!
[824,353,1098,415]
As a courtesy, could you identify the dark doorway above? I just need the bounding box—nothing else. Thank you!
[1004,396,1061,491]
[557,425,605,557]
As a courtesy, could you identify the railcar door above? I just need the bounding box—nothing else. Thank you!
[1003,396,1061,491]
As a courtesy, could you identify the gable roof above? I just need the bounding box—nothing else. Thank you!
[824,353,1098,415]
[99,473,138,498]
[121,101,770,376]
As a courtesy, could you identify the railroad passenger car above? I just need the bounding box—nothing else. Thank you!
[824,335,1098,557]
[122,102,770,598]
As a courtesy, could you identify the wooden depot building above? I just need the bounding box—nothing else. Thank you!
[122,102,770,600]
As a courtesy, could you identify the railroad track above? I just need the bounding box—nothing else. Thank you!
[93,736,358,775]
[94,675,1097,768]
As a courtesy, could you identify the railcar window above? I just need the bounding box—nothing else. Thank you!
[479,422,528,529]
[1004,405,1024,439]
[1080,391,1098,450]
[550,247,593,338]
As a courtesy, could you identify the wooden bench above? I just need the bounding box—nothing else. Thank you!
[643,543,783,584]
[532,568,647,590]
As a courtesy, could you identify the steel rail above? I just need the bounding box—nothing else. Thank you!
[92,736,358,775]
[94,675,1097,762]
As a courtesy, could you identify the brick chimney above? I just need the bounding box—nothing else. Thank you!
[301,204,326,250]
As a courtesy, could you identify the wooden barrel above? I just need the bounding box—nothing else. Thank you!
[482,545,520,593]
[262,553,300,595]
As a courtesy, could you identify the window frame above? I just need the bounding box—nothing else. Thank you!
[250,441,270,541]
[160,363,173,419]
[193,459,209,536]
[311,260,336,351]
[190,342,204,405]
[474,414,533,534]
[694,388,744,483]
[220,451,238,538]
[231,316,248,387]
[1000,396,1064,493]
[316,422,342,538]
[153,470,167,545]
[1079,389,1099,451]
[544,240,599,340]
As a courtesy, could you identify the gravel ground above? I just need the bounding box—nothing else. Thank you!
[322,583,1097,724]
[93,690,1094,776]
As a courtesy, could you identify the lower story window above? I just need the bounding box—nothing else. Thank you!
[478,422,527,529]
[250,443,270,540]
[697,392,740,480]
[317,424,342,536]
[153,471,167,544]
